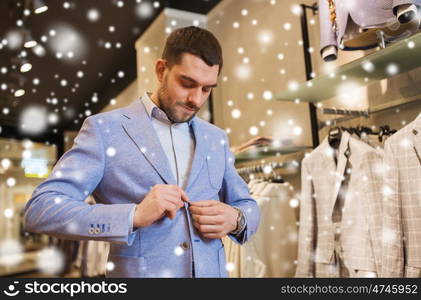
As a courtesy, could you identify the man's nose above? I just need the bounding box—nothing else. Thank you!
[187,88,202,107]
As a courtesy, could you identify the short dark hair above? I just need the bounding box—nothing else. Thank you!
[161,26,223,74]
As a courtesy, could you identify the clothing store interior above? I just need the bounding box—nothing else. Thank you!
[0,0,421,278]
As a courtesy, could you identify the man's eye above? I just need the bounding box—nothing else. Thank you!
[203,87,211,93]
[182,82,194,88]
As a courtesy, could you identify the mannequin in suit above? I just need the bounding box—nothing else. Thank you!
[319,0,421,61]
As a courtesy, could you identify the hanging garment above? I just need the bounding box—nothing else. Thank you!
[254,182,298,277]
[224,178,266,278]
[248,179,262,193]
[318,0,421,61]
[251,182,270,198]
[382,113,421,278]
[296,131,384,277]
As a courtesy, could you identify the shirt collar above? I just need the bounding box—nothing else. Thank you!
[141,92,194,126]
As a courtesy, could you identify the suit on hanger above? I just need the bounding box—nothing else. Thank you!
[256,182,298,277]
[382,113,421,277]
[24,96,260,278]
[296,131,384,277]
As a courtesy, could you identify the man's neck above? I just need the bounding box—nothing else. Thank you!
[149,91,161,108]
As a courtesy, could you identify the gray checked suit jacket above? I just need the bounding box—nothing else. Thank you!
[296,131,384,277]
[382,113,421,277]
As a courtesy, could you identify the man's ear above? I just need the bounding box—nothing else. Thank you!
[155,59,167,83]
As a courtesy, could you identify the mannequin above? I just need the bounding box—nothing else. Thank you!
[319,1,421,61]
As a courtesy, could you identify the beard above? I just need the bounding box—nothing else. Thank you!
[157,75,200,123]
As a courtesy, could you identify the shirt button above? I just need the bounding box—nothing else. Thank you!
[181,242,190,250]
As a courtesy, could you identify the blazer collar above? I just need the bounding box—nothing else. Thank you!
[121,97,209,191]
[185,118,210,191]
[330,130,351,216]
[412,113,421,164]
[121,98,176,185]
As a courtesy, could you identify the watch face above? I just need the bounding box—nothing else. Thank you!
[239,214,245,227]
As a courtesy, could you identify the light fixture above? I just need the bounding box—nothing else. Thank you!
[20,60,32,73]
[10,56,32,73]
[14,88,25,97]
[33,0,48,14]
[23,30,37,48]
[9,71,27,98]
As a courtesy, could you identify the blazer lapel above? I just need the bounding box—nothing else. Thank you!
[412,115,421,165]
[330,131,351,214]
[185,118,209,191]
[121,98,176,185]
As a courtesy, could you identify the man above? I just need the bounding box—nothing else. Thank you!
[24,26,260,278]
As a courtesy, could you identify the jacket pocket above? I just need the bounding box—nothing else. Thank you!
[404,265,421,278]
[206,159,224,191]
[106,255,146,278]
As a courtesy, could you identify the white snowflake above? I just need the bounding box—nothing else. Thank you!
[37,247,64,275]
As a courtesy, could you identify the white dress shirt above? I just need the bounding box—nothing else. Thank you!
[141,93,195,190]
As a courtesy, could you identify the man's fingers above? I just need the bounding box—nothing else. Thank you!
[165,196,185,209]
[159,185,189,203]
[164,202,177,219]
[191,214,223,225]
[189,205,222,216]
[193,222,223,233]
[189,200,219,207]
[202,233,223,239]
[179,189,190,203]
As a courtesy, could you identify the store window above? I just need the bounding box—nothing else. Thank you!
[0,137,56,276]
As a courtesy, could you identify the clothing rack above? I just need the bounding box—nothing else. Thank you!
[300,2,320,148]
[322,108,370,117]
[237,162,292,183]
[236,155,303,183]
[319,97,421,129]
[237,160,299,176]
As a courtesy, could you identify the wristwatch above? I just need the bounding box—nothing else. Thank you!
[231,207,246,235]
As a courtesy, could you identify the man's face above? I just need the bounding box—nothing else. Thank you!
[156,53,219,123]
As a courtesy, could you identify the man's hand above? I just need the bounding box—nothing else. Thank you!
[189,200,239,239]
[133,184,189,228]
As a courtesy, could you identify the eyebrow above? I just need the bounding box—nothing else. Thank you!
[180,75,218,88]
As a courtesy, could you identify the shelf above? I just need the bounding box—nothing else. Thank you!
[275,32,421,103]
[234,145,312,164]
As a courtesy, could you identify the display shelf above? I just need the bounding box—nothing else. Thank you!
[234,145,311,164]
[0,250,39,277]
[275,32,421,103]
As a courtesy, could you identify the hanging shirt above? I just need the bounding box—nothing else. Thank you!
[141,92,195,190]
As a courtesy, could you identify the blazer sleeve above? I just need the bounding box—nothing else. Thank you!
[381,140,404,277]
[23,116,138,246]
[218,132,260,245]
[295,158,316,277]
[318,0,338,60]
[392,0,421,15]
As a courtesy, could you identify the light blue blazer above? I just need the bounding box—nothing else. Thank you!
[24,97,260,278]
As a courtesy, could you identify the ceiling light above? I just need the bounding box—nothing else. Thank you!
[14,88,25,97]
[20,61,32,73]
[23,30,37,48]
[11,56,32,73]
[33,0,48,14]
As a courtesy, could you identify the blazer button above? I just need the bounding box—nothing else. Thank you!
[94,228,101,234]
[88,228,95,234]
[181,242,190,250]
